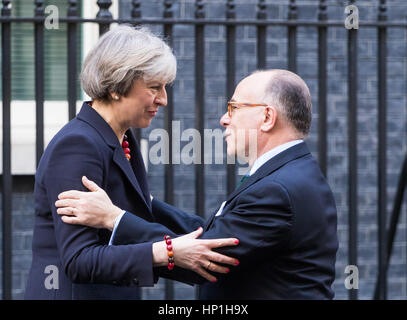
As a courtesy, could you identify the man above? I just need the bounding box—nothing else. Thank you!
[56,69,338,299]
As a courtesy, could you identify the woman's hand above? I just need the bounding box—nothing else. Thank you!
[153,227,239,283]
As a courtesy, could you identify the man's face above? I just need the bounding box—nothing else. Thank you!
[220,77,265,160]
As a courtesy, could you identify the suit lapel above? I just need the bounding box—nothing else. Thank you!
[227,142,310,202]
[205,142,311,230]
[125,129,152,211]
[112,146,151,211]
[76,102,151,213]
[204,202,223,231]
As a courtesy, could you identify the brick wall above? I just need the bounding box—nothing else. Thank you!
[1,0,406,300]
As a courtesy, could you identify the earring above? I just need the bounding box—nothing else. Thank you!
[113,95,119,101]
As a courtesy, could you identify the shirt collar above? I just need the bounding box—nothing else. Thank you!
[249,140,303,176]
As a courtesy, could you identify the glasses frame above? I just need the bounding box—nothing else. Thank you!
[227,101,269,117]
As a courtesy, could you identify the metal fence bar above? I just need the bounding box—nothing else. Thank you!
[194,0,205,221]
[226,0,236,194]
[35,0,45,166]
[131,0,142,143]
[97,0,112,36]
[67,0,78,120]
[1,0,12,301]
[347,0,358,301]
[374,154,407,299]
[163,0,174,301]
[256,0,266,70]
[132,0,141,20]
[317,0,327,176]
[377,0,388,300]
[194,0,205,300]
[287,0,297,73]
[2,17,407,28]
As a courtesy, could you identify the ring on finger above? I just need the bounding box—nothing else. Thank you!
[206,261,211,269]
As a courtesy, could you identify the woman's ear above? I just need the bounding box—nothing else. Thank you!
[260,106,277,132]
[110,92,120,101]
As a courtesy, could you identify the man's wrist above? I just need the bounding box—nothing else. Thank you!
[108,205,124,231]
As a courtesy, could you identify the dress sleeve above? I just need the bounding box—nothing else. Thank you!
[43,133,155,286]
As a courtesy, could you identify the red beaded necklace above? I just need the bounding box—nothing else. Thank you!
[122,134,131,161]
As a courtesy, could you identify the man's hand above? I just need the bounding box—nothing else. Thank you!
[55,176,123,230]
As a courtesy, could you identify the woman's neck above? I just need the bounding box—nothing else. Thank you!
[90,100,127,143]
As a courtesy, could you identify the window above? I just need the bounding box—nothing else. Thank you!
[1,0,82,101]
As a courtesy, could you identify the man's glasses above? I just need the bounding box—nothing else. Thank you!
[227,101,268,117]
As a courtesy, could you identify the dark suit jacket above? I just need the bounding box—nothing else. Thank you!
[25,102,155,300]
[113,142,339,299]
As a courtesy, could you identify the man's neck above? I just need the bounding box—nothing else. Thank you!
[248,139,304,176]
[248,133,302,166]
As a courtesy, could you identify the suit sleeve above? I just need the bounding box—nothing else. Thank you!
[112,181,292,284]
[113,198,204,245]
[43,133,154,286]
[201,180,293,271]
[112,199,207,285]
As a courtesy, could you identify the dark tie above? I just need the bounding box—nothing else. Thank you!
[237,174,250,189]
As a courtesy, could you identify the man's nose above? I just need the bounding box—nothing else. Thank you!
[220,112,230,127]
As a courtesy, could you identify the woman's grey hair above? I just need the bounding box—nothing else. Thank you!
[81,25,177,102]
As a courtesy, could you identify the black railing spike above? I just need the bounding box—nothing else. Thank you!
[257,0,266,20]
[34,0,44,17]
[378,0,387,21]
[288,0,297,20]
[195,0,205,19]
[287,0,297,72]
[226,0,236,20]
[318,0,327,21]
[68,0,78,17]
[164,0,173,19]
[132,0,141,19]
[1,0,11,16]
[97,0,113,19]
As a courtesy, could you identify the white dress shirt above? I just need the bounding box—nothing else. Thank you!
[214,140,303,217]
[249,140,303,176]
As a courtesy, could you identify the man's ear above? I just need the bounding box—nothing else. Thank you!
[260,106,277,132]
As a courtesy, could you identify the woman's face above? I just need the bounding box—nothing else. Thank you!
[116,78,168,129]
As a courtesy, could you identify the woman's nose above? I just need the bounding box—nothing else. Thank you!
[156,87,168,107]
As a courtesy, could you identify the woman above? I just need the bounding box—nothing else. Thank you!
[24,25,238,300]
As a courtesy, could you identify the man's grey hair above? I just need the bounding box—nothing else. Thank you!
[260,70,313,137]
[81,24,177,102]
